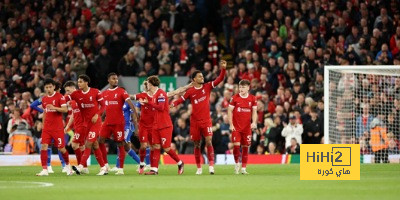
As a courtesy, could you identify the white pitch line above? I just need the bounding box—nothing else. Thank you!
[0,181,54,189]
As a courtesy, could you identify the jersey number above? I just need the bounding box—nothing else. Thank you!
[117,131,123,139]
[58,138,62,145]
[75,134,80,140]
[247,135,251,142]
[89,132,96,139]
[207,127,212,133]
[161,138,167,145]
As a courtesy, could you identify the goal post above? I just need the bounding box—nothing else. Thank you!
[324,65,400,163]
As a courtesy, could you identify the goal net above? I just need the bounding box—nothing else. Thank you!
[324,66,400,163]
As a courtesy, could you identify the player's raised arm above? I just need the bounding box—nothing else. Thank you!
[211,60,227,88]
[167,82,193,98]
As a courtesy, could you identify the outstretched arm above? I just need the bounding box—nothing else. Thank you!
[167,82,193,98]
[126,100,139,133]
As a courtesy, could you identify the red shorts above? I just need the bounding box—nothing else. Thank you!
[100,123,125,142]
[152,126,172,148]
[139,124,153,144]
[41,130,65,148]
[232,130,252,146]
[190,120,213,141]
[86,119,102,143]
[72,126,87,146]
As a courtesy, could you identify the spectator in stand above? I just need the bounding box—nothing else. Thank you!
[286,138,300,154]
[282,112,303,149]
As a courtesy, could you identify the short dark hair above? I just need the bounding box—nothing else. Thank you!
[55,81,61,91]
[64,80,77,89]
[44,78,55,86]
[191,70,202,80]
[147,75,160,87]
[78,74,90,83]
[239,79,251,86]
[107,72,118,79]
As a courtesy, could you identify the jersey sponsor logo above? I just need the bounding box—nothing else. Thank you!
[105,100,119,106]
[194,96,206,104]
[237,107,251,112]
[81,103,95,108]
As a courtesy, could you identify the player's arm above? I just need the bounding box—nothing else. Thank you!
[125,99,139,134]
[171,89,191,107]
[167,82,193,98]
[228,105,235,132]
[211,60,227,88]
[251,103,258,130]
[65,113,74,132]
[30,99,43,113]
[46,104,68,113]
[92,91,104,123]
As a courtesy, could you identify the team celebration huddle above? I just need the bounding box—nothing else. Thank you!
[36,59,257,176]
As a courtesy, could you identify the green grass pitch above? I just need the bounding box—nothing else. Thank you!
[0,164,399,200]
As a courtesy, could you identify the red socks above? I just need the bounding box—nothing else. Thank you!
[151,149,160,169]
[233,145,240,164]
[94,148,105,167]
[206,145,214,166]
[167,149,180,163]
[194,147,201,168]
[139,148,146,163]
[99,143,108,164]
[242,146,249,168]
[80,148,91,166]
[61,151,69,165]
[74,148,82,165]
[40,150,48,169]
[118,145,126,168]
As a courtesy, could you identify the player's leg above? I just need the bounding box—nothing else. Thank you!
[138,125,149,173]
[55,133,73,175]
[123,128,140,164]
[112,124,125,175]
[71,127,85,167]
[191,122,203,173]
[46,147,54,173]
[98,124,111,169]
[145,130,160,175]
[232,131,241,174]
[37,132,51,176]
[202,122,215,174]
[240,132,251,174]
[161,127,184,175]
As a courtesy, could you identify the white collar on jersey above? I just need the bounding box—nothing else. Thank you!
[82,87,91,94]
[48,91,56,97]
[239,93,249,98]
[194,85,203,90]
[108,86,118,91]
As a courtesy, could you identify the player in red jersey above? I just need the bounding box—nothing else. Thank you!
[228,80,257,175]
[63,81,88,173]
[171,60,227,175]
[138,76,184,175]
[131,80,191,174]
[36,79,73,176]
[98,73,139,175]
[66,75,108,176]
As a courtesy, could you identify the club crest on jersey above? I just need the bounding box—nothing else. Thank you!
[90,96,93,101]
[249,102,251,106]
[202,89,205,94]
[105,100,108,106]
[53,100,55,105]
[114,94,117,98]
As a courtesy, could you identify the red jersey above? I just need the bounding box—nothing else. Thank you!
[101,87,130,125]
[66,88,103,123]
[172,68,226,123]
[134,92,156,128]
[42,92,67,131]
[69,100,85,128]
[148,88,172,130]
[229,93,257,133]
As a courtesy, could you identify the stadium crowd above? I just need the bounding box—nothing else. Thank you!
[0,0,400,157]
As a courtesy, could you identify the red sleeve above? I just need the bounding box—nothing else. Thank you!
[171,89,191,107]
[134,92,145,100]
[229,96,235,107]
[211,68,226,88]
[121,89,130,101]
[96,90,105,115]
[60,94,67,106]
[147,92,165,111]
[252,96,257,108]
